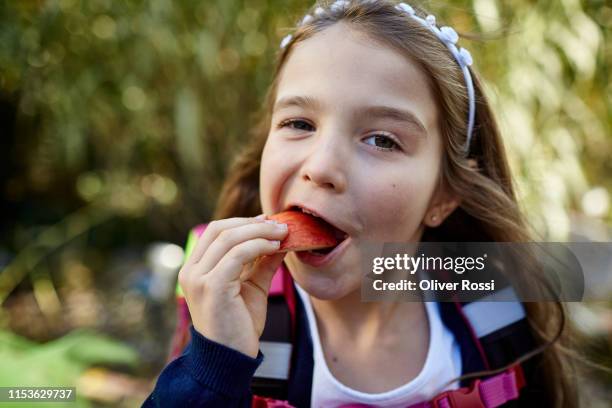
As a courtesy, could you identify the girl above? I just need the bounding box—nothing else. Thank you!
[144,1,577,407]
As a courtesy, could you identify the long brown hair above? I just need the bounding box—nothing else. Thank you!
[213,1,578,406]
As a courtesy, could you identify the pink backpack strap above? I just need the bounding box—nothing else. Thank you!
[252,396,295,408]
[409,364,525,408]
[269,268,284,296]
[192,223,208,237]
[335,365,524,408]
[269,263,297,337]
[167,296,191,362]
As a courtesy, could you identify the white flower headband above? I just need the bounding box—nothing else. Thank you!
[279,0,476,155]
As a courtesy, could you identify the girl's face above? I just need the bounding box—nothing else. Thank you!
[260,23,458,299]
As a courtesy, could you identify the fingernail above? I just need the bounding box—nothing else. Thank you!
[255,214,266,220]
[276,223,288,231]
[264,219,277,224]
[271,240,281,246]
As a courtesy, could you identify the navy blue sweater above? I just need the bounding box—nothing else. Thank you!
[143,326,264,407]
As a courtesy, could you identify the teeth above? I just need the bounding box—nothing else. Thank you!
[300,207,318,217]
[296,206,348,239]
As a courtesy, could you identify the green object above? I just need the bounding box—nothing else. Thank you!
[175,228,198,298]
[0,329,139,407]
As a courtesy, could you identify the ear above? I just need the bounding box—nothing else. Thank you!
[423,187,460,228]
[424,159,476,228]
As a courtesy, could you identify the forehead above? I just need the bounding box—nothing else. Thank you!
[275,23,438,127]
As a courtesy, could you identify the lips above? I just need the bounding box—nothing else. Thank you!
[295,235,351,267]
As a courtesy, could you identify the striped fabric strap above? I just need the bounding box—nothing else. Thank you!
[461,286,526,338]
[254,341,293,380]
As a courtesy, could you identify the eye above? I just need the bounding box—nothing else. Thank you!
[277,119,315,132]
[363,134,402,152]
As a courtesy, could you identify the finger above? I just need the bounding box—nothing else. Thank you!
[240,253,287,329]
[196,221,288,273]
[209,238,282,283]
[186,215,265,266]
[246,252,287,296]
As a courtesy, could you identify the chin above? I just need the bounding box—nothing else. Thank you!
[285,255,360,300]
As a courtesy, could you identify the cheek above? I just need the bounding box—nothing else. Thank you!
[259,143,275,214]
[358,168,437,241]
[260,137,294,214]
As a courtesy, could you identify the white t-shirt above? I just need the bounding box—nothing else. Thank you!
[295,284,462,408]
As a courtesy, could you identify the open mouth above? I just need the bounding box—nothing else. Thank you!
[287,205,349,255]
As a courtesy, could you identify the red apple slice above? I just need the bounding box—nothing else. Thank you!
[268,210,339,252]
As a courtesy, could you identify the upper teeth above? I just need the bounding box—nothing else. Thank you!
[298,206,347,239]
[301,208,318,217]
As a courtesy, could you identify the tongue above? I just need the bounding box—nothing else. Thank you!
[268,210,340,252]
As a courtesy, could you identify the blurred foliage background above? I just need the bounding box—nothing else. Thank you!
[0,0,610,406]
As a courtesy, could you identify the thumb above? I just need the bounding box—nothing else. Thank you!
[248,252,287,296]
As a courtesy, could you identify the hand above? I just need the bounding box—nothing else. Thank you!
[177,215,288,358]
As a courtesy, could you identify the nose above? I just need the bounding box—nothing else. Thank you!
[300,131,348,192]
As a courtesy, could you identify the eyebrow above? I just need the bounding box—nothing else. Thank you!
[273,95,427,136]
